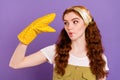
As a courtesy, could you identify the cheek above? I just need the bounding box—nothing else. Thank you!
[64,26,69,32]
[64,27,67,32]
[76,26,86,34]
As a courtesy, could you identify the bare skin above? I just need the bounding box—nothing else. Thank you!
[9,43,47,69]
[63,12,87,58]
[9,12,106,80]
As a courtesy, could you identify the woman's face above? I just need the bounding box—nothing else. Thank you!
[63,12,86,41]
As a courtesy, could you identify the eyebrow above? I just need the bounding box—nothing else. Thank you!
[63,18,80,21]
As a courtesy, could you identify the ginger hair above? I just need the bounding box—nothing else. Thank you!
[54,6,108,79]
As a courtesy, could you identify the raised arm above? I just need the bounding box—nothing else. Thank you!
[9,43,47,69]
[9,13,56,69]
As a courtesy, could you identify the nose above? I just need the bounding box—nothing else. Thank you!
[67,23,73,30]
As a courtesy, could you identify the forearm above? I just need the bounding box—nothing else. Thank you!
[9,43,27,69]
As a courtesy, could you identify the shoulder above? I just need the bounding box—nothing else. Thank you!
[102,54,109,71]
[41,44,56,51]
[40,44,56,64]
[102,54,108,62]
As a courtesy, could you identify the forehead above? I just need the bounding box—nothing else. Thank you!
[64,12,82,20]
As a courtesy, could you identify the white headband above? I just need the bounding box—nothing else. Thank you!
[73,7,92,26]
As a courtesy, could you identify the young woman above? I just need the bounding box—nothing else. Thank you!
[9,5,109,80]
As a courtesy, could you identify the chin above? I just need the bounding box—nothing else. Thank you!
[69,37,77,41]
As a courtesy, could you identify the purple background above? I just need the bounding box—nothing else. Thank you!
[0,0,119,80]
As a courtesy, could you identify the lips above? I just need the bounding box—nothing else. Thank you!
[68,32,73,37]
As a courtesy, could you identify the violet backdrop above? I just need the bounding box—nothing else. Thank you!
[0,0,119,80]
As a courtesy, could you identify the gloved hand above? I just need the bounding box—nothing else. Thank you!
[18,13,56,45]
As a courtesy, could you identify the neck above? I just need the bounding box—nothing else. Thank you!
[71,33,87,56]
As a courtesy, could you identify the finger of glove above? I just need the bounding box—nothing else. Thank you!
[29,13,56,30]
[34,25,56,33]
[32,13,56,25]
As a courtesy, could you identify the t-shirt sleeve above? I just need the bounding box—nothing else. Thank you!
[40,44,56,64]
[102,54,109,71]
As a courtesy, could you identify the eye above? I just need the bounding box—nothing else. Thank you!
[73,20,79,24]
[64,21,69,26]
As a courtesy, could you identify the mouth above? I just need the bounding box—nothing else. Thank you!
[68,32,73,37]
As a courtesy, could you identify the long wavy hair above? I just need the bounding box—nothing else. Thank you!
[54,6,108,79]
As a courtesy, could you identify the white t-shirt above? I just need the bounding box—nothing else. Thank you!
[40,44,109,71]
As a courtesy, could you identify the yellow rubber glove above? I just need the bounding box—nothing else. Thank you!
[18,13,56,45]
